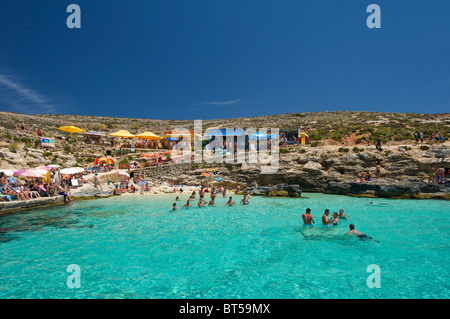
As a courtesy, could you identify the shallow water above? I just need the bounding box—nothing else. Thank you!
[0,193,449,299]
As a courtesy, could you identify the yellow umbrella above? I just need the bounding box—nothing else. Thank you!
[58,126,85,133]
[135,131,162,140]
[109,130,135,138]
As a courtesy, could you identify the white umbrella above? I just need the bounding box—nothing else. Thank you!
[15,169,46,178]
[116,170,130,177]
[60,167,84,175]
[0,169,14,177]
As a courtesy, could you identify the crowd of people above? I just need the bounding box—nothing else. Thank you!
[0,171,73,203]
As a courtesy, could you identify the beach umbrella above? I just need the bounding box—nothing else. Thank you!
[249,132,269,140]
[14,169,46,178]
[60,167,84,175]
[98,157,115,164]
[109,130,135,138]
[135,131,162,140]
[0,169,14,177]
[162,136,179,141]
[116,170,130,177]
[58,126,85,133]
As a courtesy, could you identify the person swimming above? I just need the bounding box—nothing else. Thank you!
[183,200,192,207]
[240,193,250,205]
[224,196,235,206]
[338,209,350,219]
[330,212,339,225]
[172,203,178,210]
[302,208,315,225]
[322,209,332,225]
[346,224,378,242]
[198,199,207,207]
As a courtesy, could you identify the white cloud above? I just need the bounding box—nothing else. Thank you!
[201,98,241,105]
[0,73,57,113]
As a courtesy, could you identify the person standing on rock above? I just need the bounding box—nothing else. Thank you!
[93,174,102,190]
[376,163,381,179]
[436,166,445,184]
[302,208,315,225]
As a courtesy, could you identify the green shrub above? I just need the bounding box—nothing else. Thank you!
[299,149,306,154]
[338,147,349,153]
[420,145,429,151]
[385,150,391,156]
[279,148,290,154]
[310,142,318,147]
[9,143,19,153]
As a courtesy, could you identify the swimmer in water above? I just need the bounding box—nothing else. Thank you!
[240,193,250,205]
[208,197,216,206]
[198,198,207,207]
[302,208,315,225]
[322,209,332,225]
[183,200,192,207]
[330,212,339,225]
[224,196,236,206]
[338,209,350,219]
[346,224,378,242]
[172,203,178,210]
[175,196,180,201]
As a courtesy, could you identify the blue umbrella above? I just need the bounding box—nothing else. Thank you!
[249,132,269,140]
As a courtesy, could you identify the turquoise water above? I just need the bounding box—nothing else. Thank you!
[0,193,449,299]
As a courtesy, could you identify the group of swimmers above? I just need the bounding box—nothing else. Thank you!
[172,190,251,210]
[302,207,374,240]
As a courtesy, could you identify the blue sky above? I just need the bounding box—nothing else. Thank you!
[0,0,449,120]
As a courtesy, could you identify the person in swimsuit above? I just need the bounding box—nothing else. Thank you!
[346,224,378,242]
[338,209,350,219]
[198,198,207,207]
[224,196,235,206]
[172,203,178,210]
[302,208,315,225]
[208,197,216,206]
[376,164,381,179]
[322,209,332,225]
[240,193,250,205]
[183,199,192,207]
[330,212,339,225]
